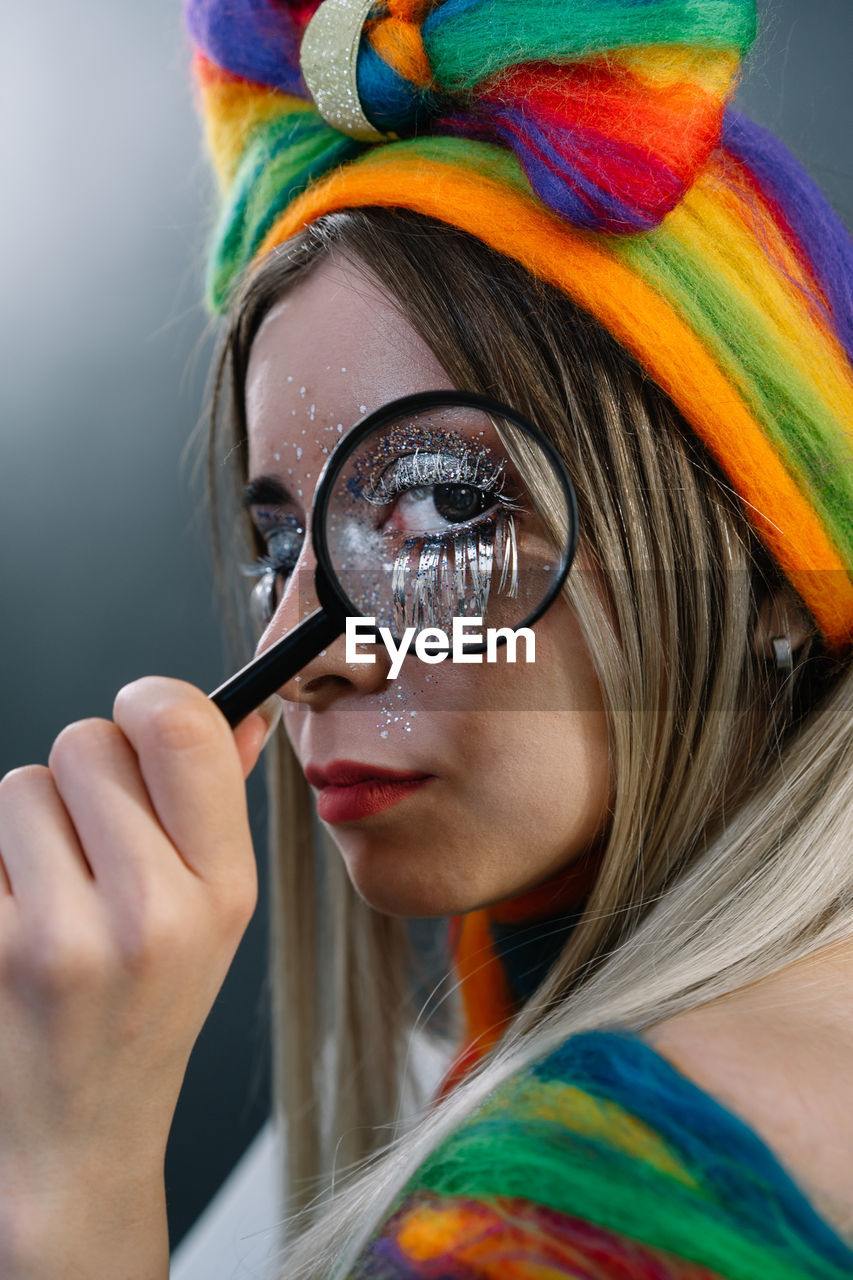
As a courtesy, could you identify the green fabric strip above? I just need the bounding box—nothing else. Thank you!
[209,112,362,308]
[426,0,757,90]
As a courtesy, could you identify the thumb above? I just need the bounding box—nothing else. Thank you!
[231,696,283,779]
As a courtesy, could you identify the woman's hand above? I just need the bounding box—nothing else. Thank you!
[0,677,275,1280]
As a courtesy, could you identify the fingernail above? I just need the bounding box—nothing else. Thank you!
[257,695,283,749]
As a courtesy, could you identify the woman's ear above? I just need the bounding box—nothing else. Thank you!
[752,587,813,663]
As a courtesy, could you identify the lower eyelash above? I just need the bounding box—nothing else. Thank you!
[391,509,519,633]
[241,554,290,590]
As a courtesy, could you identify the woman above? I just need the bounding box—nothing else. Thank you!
[1,1,852,1277]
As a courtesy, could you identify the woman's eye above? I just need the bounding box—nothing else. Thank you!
[433,483,493,522]
[245,517,305,626]
[266,523,304,567]
[387,483,496,535]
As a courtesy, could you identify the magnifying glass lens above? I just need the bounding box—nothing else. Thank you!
[210,395,576,727]
[320,403,573,638]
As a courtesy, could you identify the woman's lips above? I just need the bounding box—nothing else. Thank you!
[305,759,435,823]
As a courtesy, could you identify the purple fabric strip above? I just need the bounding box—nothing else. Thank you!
[497,112,653,231]
[185,0,304,94]
[449,106,664,232]
[722,110,853,364]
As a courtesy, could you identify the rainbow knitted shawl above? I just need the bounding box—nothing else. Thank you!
[348,1029,853,1279]
[345,884,853,1278]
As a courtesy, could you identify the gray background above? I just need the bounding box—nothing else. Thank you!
[1,0,851,1251]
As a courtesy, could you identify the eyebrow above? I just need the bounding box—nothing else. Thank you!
[242,475,294,509]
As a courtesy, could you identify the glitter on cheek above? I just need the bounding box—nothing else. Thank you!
[368,682,425,740]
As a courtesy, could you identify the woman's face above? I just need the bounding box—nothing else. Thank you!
[244,256,611,917]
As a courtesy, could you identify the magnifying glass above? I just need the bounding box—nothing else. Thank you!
[208,391,578,727]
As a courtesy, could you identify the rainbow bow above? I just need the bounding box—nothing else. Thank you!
[188,0,756,304]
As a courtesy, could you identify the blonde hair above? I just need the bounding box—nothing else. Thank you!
[208,208,853,1277]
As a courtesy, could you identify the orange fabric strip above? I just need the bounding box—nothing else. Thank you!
[453,909,514,1052]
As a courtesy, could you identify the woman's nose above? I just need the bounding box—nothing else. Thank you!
[255,539,391,709]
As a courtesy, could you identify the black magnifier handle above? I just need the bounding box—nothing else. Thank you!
[209,606,342,728]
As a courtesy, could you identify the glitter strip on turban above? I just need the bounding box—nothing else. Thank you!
[186,0,853,653]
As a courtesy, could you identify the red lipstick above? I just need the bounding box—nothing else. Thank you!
[305,759,434,823]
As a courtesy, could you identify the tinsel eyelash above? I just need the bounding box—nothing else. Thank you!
[241,518,305,628]
[241,554,291,631]
[391,511,519,633]
[241,550,283,580]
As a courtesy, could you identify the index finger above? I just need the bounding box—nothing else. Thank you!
[112,677,257,897]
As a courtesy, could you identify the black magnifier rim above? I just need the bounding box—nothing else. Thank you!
[310,390,578,646]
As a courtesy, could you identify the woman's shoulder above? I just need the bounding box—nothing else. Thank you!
[645,994,853,1251]
[350,1028,853,1279]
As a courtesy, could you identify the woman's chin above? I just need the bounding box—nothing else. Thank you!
[344,861,468,918]
[329,832,486,918]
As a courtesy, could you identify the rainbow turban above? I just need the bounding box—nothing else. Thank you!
[186,0,853,653]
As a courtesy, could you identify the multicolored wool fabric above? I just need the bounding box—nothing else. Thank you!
[347,1028,853,1279]
[186,0,853,649]
[333,879,853,1278]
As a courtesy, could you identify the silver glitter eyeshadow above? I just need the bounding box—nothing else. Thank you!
[363,448,504,507]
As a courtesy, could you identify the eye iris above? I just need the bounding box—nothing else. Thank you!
[433,483,487,522]
[274,527,300,568]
